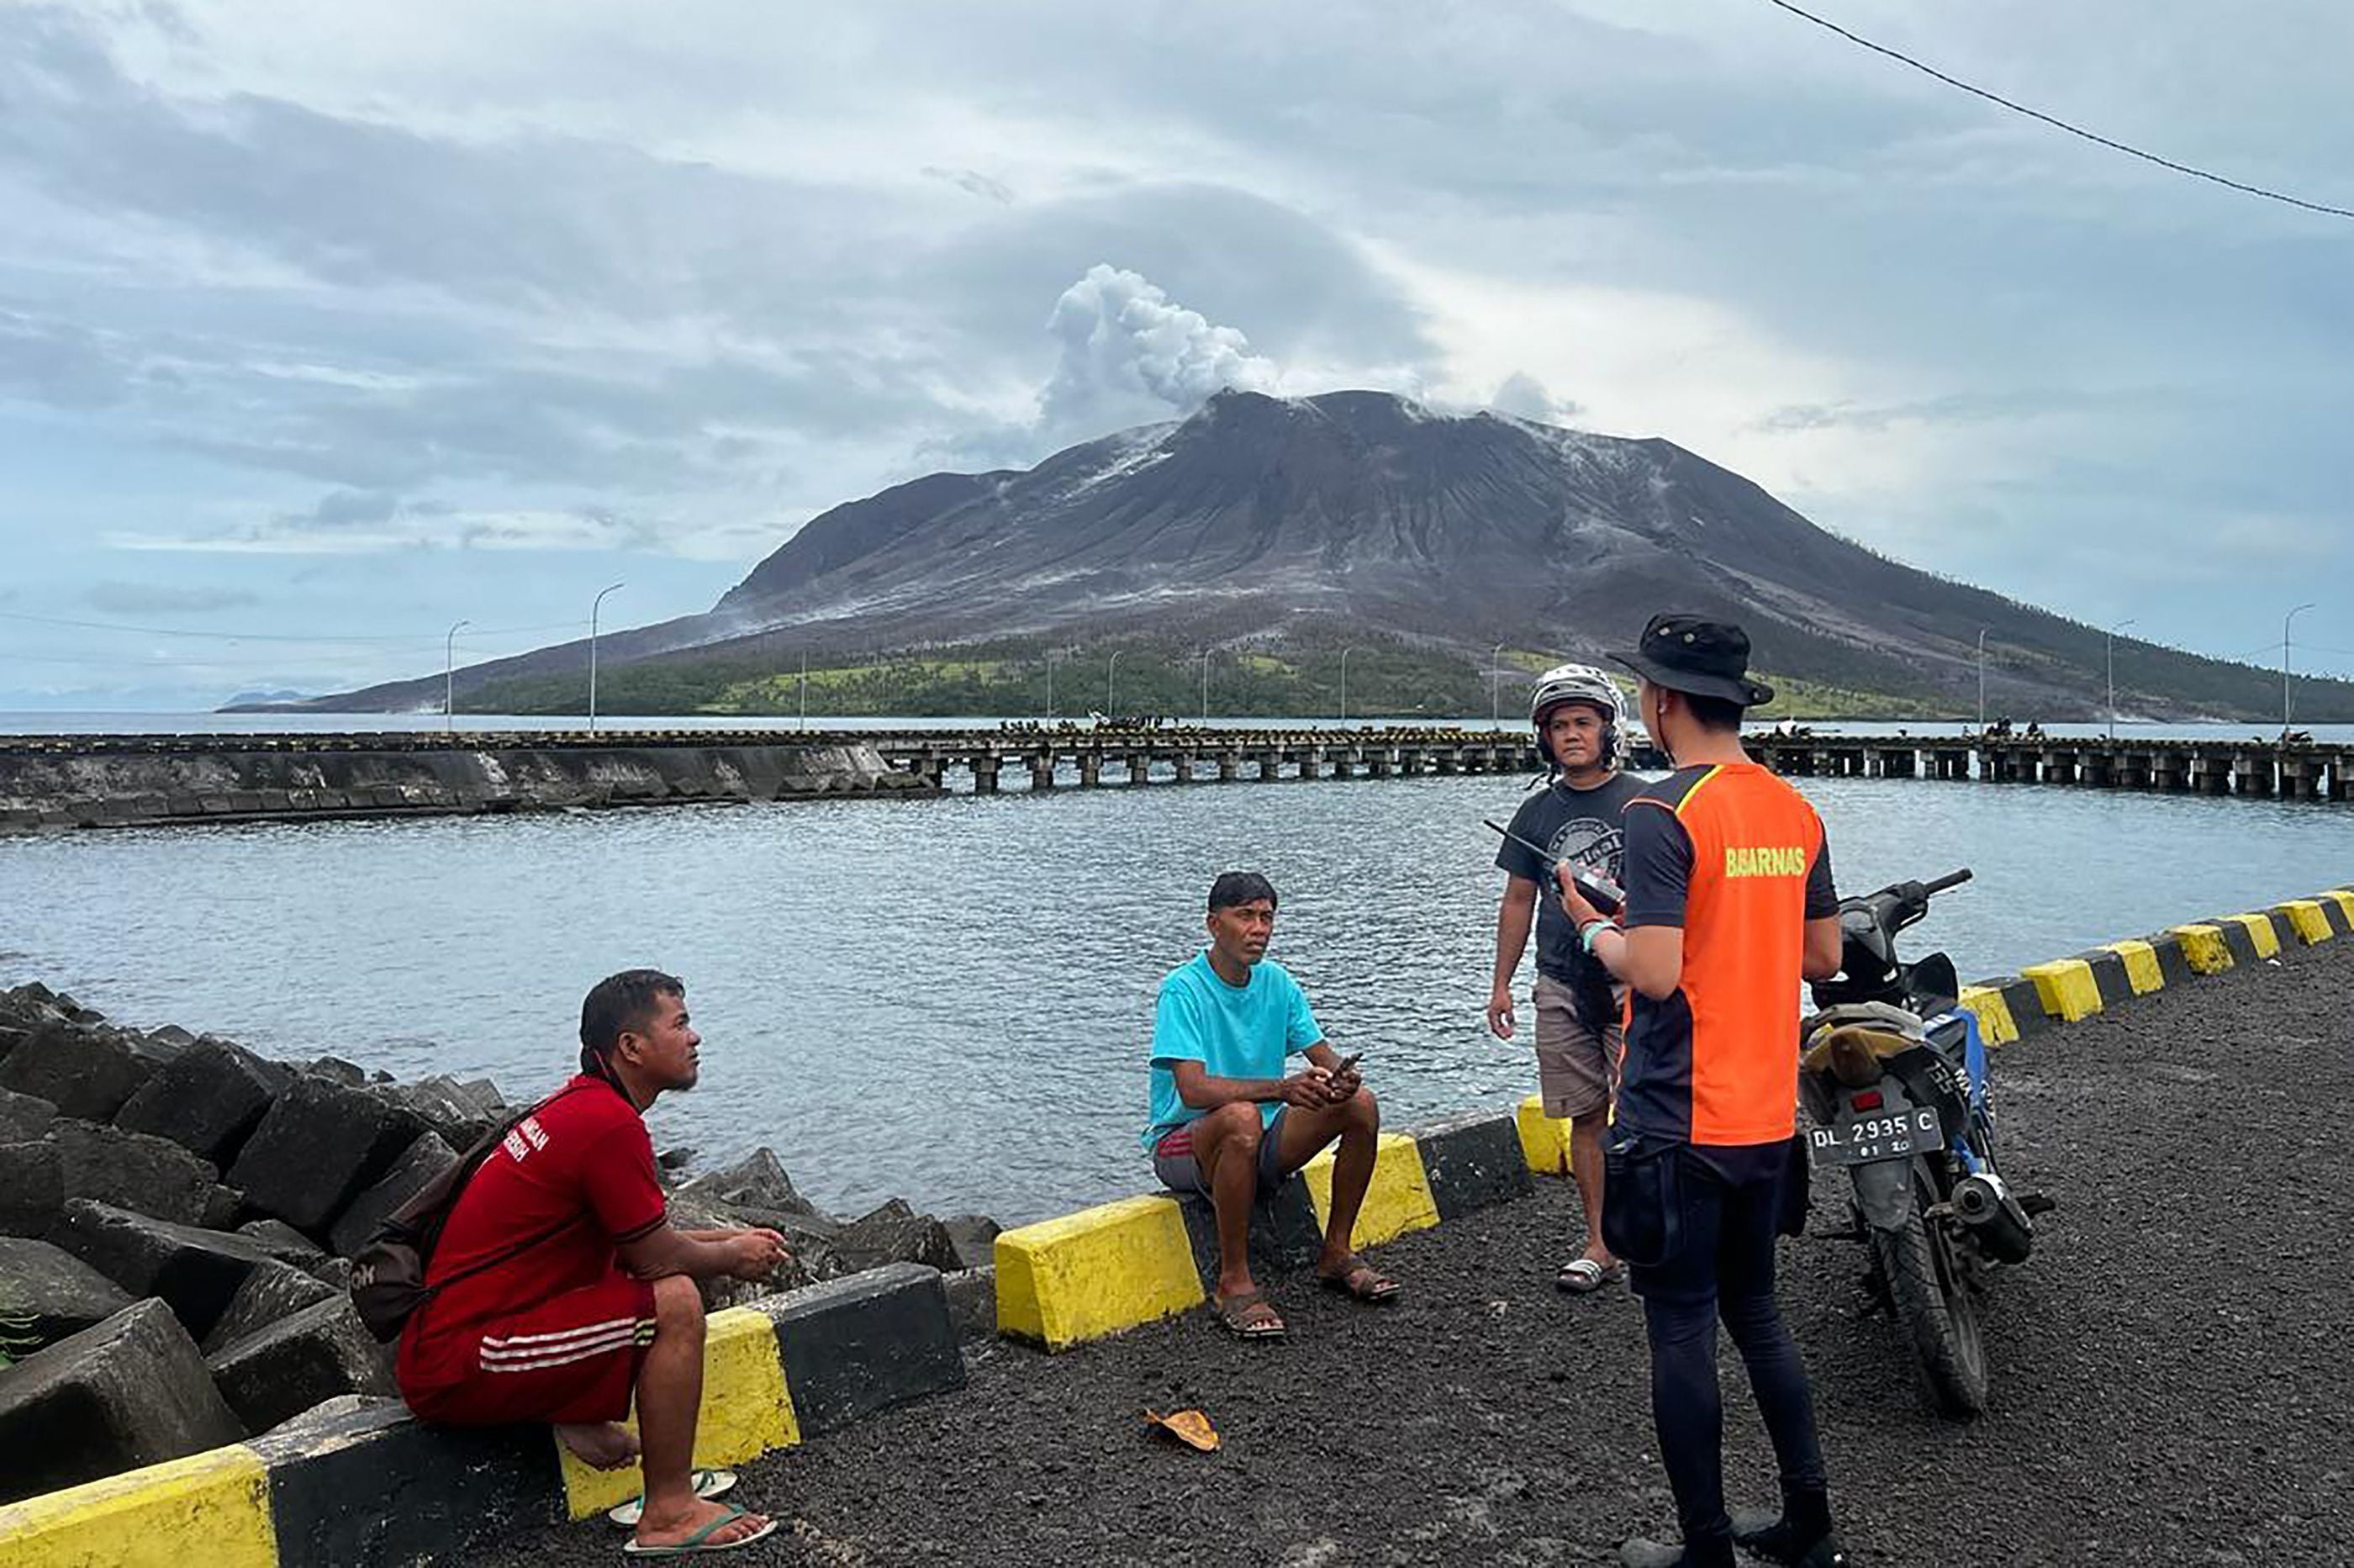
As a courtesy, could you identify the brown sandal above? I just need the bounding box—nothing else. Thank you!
[1214,1289,1286,1338]
[1317,1254,1401,1303]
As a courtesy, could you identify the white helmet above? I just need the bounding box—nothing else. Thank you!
[1529,663,1626,768]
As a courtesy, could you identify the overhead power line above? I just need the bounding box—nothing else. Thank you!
[1760,0,2354,220]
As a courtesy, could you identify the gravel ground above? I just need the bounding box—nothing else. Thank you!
[478,942,2354,1567]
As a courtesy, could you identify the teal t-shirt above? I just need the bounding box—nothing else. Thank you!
[1142,953,1324,1151]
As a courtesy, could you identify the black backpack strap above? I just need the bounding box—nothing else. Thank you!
[418,1080,626,1296]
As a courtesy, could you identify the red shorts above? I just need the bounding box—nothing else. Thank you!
[399,1274,658,1427]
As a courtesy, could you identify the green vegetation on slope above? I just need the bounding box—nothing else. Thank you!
[458,635,1960,721]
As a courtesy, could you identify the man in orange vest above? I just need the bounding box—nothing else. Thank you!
[1555,615,1848,1568]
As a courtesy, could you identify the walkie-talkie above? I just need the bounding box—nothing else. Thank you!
[1481,819,1623,916]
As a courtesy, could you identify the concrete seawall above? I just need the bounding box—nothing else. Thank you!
[0,739,936,832]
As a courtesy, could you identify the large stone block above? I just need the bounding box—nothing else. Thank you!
[327,1132,457,1259]
[229,1074,423,1233]
[49,1117,224,1227]
[831,1197,961,1275]
[0,1139,62,1237]
[236,1217,328,1270]
[0,1235,135,1347]
[0,1298,247,1504]
[385,1075,501,1152]
[113,1036,288,1164]
[940,1213,1003,1273]
[0,1085,55,1143]
[50,1198,279,1340]
[200,1259,339,1354]
[674,1145,817,1217]
[0,1022,154,1121]
[206,1295,394,1433]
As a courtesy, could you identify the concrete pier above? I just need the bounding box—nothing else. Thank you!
[3,726,2351,833]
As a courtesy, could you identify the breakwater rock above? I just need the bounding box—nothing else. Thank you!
[0,980,994,1503]
[0,734,936,833]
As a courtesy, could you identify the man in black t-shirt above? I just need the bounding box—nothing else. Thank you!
[1486,663,1645,1294]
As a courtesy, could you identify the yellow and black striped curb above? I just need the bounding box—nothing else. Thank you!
[996,882,2354,1352]
[0,1262,961,1568]
[1952,884,2354,1044]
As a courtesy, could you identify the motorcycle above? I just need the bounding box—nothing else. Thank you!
[1800,868,2051,1418]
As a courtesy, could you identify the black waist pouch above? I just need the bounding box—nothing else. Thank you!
[1776,1135,1810,1238]
[1602,1131,1684,1269]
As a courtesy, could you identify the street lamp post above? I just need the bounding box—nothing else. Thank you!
[1976,628,1988,731]
[1199,649,1211,723]
[1045,648,1058,722]
[2105,618,2135,742]
[1106,650,1122,718]
[588,582,625,733]
[799,651,808,732]
[1340,646,1364,725]
[2285,603,2318,731]
[444,619,470,734]
[1490,641,1507,728]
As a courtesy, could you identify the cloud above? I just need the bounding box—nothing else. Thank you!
[1490,371,1583,424]
[1037,264,1280,434]
[104,496,666,556]
[83,580,261,614]
[921,166,1014,204]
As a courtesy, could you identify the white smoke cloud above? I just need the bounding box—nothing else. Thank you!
[1038,264,1280,434]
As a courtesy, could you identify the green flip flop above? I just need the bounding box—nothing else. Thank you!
[606,1469,737,1528]
[620,1501,779,1556]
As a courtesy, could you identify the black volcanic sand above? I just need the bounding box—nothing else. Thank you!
[478,946,2354,1566]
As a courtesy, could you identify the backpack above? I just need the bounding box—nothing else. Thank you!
[350,1084,591,1343]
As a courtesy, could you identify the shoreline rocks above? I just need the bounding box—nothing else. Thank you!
[0,977,997,1502]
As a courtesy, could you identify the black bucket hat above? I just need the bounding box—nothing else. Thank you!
[1611,613,1776,708]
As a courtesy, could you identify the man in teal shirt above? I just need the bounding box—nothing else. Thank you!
[1145,870,1402,1338]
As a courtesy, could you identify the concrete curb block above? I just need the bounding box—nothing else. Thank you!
[0,1263,966,1566]
[1413,1109,1539,1220]
[2066,948,2136,1009]
[763,1263,964,1442]
[254,1402,558,1565]
[2020,958,2104,1022]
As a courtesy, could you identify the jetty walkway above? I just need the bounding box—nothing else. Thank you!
[479,938,2354,1568]
[4,727,2351,833]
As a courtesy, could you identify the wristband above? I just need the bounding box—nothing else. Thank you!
[1578,918,1612,954]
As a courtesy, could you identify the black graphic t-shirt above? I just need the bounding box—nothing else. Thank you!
[1495,771,1649,985]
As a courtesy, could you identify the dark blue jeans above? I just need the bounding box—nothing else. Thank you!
[1628,1143,1828,1546]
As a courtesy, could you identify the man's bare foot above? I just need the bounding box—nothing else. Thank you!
[555,1421,641,1470]
[634,1496,773,1551]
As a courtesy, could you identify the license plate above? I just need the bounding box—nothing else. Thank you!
[1809,1106,1941,1167]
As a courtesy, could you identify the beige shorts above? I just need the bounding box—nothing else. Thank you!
[1532,973,1625,1120]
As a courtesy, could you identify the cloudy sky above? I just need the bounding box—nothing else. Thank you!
[4,0,2349,709]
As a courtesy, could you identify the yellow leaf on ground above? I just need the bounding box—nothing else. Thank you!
[1144,1408,1221,1452]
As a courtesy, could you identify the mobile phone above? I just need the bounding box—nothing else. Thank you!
[1331,1051,1362,1075]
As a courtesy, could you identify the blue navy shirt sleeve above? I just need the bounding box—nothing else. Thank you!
[1804,829,1838,919]
[1492,795,1546,882]
[1620,799,1693,929]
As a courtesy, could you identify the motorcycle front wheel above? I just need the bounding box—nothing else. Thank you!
[1871,1159,1990,1418]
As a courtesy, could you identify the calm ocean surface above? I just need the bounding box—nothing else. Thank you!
[8,720,2353,1222]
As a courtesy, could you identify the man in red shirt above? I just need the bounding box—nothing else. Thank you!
[397,969,789,1555]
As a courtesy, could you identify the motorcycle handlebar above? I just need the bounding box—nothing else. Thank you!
[1921,868,1973,896]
